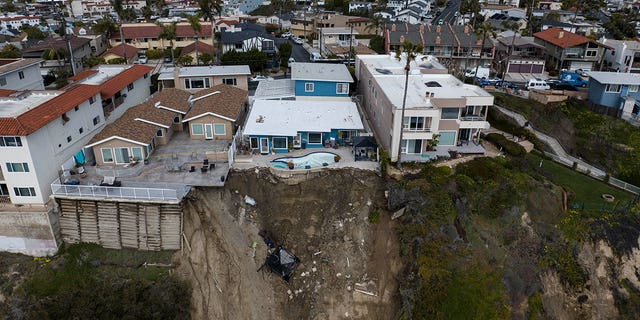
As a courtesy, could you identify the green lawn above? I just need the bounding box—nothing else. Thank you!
[526,153,635,210]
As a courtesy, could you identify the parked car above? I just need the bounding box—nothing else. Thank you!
[250,75,274,82]
[438,19,444,25]
[478,78,500,87]
[292,37,304,45]
[138,55,148,64]
[559,71,588,87]
[280,32,292,38]
[288,57,295,64]
[526,78,551,90]
[495,80,517,89]
[550,83,578,91]
[163,56,172,63]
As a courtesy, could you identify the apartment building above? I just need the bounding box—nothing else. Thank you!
[110,22,213,51]
[355,54,493,162]
[0,58,45,91]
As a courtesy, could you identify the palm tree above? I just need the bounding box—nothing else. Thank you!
[364,14,386,36]
[110,0,128,63]
[186,13,202,64]
[157,21,177,66]
[198,0,222,64]
[473,22,496,83]
[395,40,423,169]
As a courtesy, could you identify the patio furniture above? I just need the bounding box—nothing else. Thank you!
[203,159,209,166]
[100,176,121,187]
[201,165,209,173]
[189,166,196,172]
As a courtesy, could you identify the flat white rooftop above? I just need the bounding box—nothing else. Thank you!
[253,79,295,100]
[77,65,130,85]
[179,65,251,77]
[291,62,354,83]
[0,91,61,117]
[356,54,447,76]
[244,100,364,137]
[320,27,359,34]
[374,73,492,109]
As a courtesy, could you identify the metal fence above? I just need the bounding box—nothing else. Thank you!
[51,179,179,201]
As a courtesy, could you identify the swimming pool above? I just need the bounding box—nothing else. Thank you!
[272,152,339,169]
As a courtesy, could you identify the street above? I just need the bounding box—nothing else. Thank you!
[433,0,460,25]
[274,38,311,63]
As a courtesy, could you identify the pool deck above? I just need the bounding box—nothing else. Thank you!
[233,147,379,171]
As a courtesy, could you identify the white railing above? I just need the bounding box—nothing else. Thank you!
[50,179,179,201]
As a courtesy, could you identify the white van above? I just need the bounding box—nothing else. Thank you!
[526,78,550,90]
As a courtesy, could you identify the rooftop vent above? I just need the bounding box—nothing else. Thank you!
[420,62,433,69]
[256,115,265,123]
[375,68,392,75]
[425,81,442,87]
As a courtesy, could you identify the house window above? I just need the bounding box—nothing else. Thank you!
[144,73,149,79]
[101,148,114,162]
[93,116,101,125]
[305,82,314,92]
[78,127,84,134]
[336,83,349,94]
[222,78,237,85]
[308,132,322,144]
[441,108,460,119]
[629,85,639,93]
[66,136,72,142]
[127,83,134,91]
[403,116,427,131]
[89,96,95,104]
[13,187,36,197]
[74,105,79,111]
[250,137,258,149]
[18,71,24,79]
[214,123,226,135]
[156,129,163,137]
[191,123,203,135]
[606,84,621,93]
[0,136,22,146]
[235,43,243,49]
[114,147,130,164]
[400,139,423,154]
[6,162,29,172]
[131,147,143,160]
[585,50,597,57]
[272,137,287,149]
[173,116,180,123]
[185,78,210,89]
[0,184,8,196]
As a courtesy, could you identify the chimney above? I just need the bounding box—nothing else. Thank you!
[405,22,409,32]
[391,24,396,32]
[436,25,441,33]
[173,67,180,86]
[464,25,469,34]
[435,36,441,44]
[425,91,430,98]
[558,31,564,39]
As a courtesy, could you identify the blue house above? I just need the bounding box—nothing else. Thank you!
[587,72,640,119]
[243,100,364,154]
[290,62,354,98]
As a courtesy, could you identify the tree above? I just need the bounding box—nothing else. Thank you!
[1,0,17,12]
[278,41,292,68]
[157,21,177,66]
[369,35,385,53]
[198,0,222,62]
[0,44,21,58]
[141,6,154,21]
[473,22,496,83]
[221,49,267,72]
[395,40,423,168]
[185,13,202,64]
[94,18,118,43]
[21,25,47,40]
[83,54,105,68]
[364,15,386,36]
[199,52,212,65]
[604,13,636,40]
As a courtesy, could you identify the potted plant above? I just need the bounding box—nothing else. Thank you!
[334,155,341,162]
[271,147,275,155]
[287,161,295,170]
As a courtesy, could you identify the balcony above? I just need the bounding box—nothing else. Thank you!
[458,115,490,129]
[51,178,181,202]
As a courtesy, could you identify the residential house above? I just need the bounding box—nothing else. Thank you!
[85,89,192,166]
[485,13,527,32]
[493,33,546,81]
[70,26,109,56]
[393,6,426,23]
[0,58,45,91]
[220,26,277,67]
[110,22,213,51]
[179,41,216,65]
[533,28,609,71]
[215,19,240,33]
[0,85,104,205]
[67,64,154,122]
[586,72,640,122]
[355,54,492,162]
[22,35,92,76]
[538,1,562,10]
[290,62,353,99]
[479,5,526,20]
[540,20,604,38]
[183,84,248,141]
[349,1,373,13]
[157,65,251,92]
[0,15,42,32]
[102,43,139,64]
[386,23,496,71]
[73,0,146,17]
[256,15,281,26]
[318,27,369,57]
[600,38,640,73]
[481,0,520,6]
[243,100,364,154]
[237,0,264,14]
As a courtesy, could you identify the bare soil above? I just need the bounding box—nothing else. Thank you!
[175,169,402,320]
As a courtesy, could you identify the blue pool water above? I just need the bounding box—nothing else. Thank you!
[272,152,339,169]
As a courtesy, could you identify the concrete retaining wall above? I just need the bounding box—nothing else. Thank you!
[0,210,59,256]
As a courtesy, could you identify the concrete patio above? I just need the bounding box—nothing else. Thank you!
[233,146,379,171]
[401,142,486,163]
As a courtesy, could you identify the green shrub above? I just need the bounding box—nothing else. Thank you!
[485,133,526,157]
[368,209,380,223]
[107,58,125,64]
[379,148,389,176]
[145,49,162,59]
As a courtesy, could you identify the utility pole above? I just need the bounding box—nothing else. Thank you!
[348,22,354,65]
[66,35,76,76]
[119,24,127,64]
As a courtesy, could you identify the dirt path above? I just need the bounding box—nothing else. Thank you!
[175,169,401,319]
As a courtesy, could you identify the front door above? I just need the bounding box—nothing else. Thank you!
[260,138,269,154]
[204,123,213,139]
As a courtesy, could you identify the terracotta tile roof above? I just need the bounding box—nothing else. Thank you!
[180,41,216,56]
[105,43,139,59]
[0,89,16,97]
[68,69,97,81]
[87,103,159,145]
[533,28,602,49]
[100,64,154,99]
[146,88,192,113]
[185,84,247,122]
[216,19,239,26]
[113,22,213,40]
[0,84,101,136]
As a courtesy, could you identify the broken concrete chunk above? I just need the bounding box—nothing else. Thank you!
[391,207,406,220]
[244,195,257,206]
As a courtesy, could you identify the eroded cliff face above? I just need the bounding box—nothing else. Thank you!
[541,239,640,320]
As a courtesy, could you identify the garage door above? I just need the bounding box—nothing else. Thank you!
[570,61,593,71]
[438,131,457,146]
[531,64,544,74]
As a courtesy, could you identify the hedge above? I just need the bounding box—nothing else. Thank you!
[484,133,526,157]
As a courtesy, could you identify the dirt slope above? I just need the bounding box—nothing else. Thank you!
[175,169,401,320]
